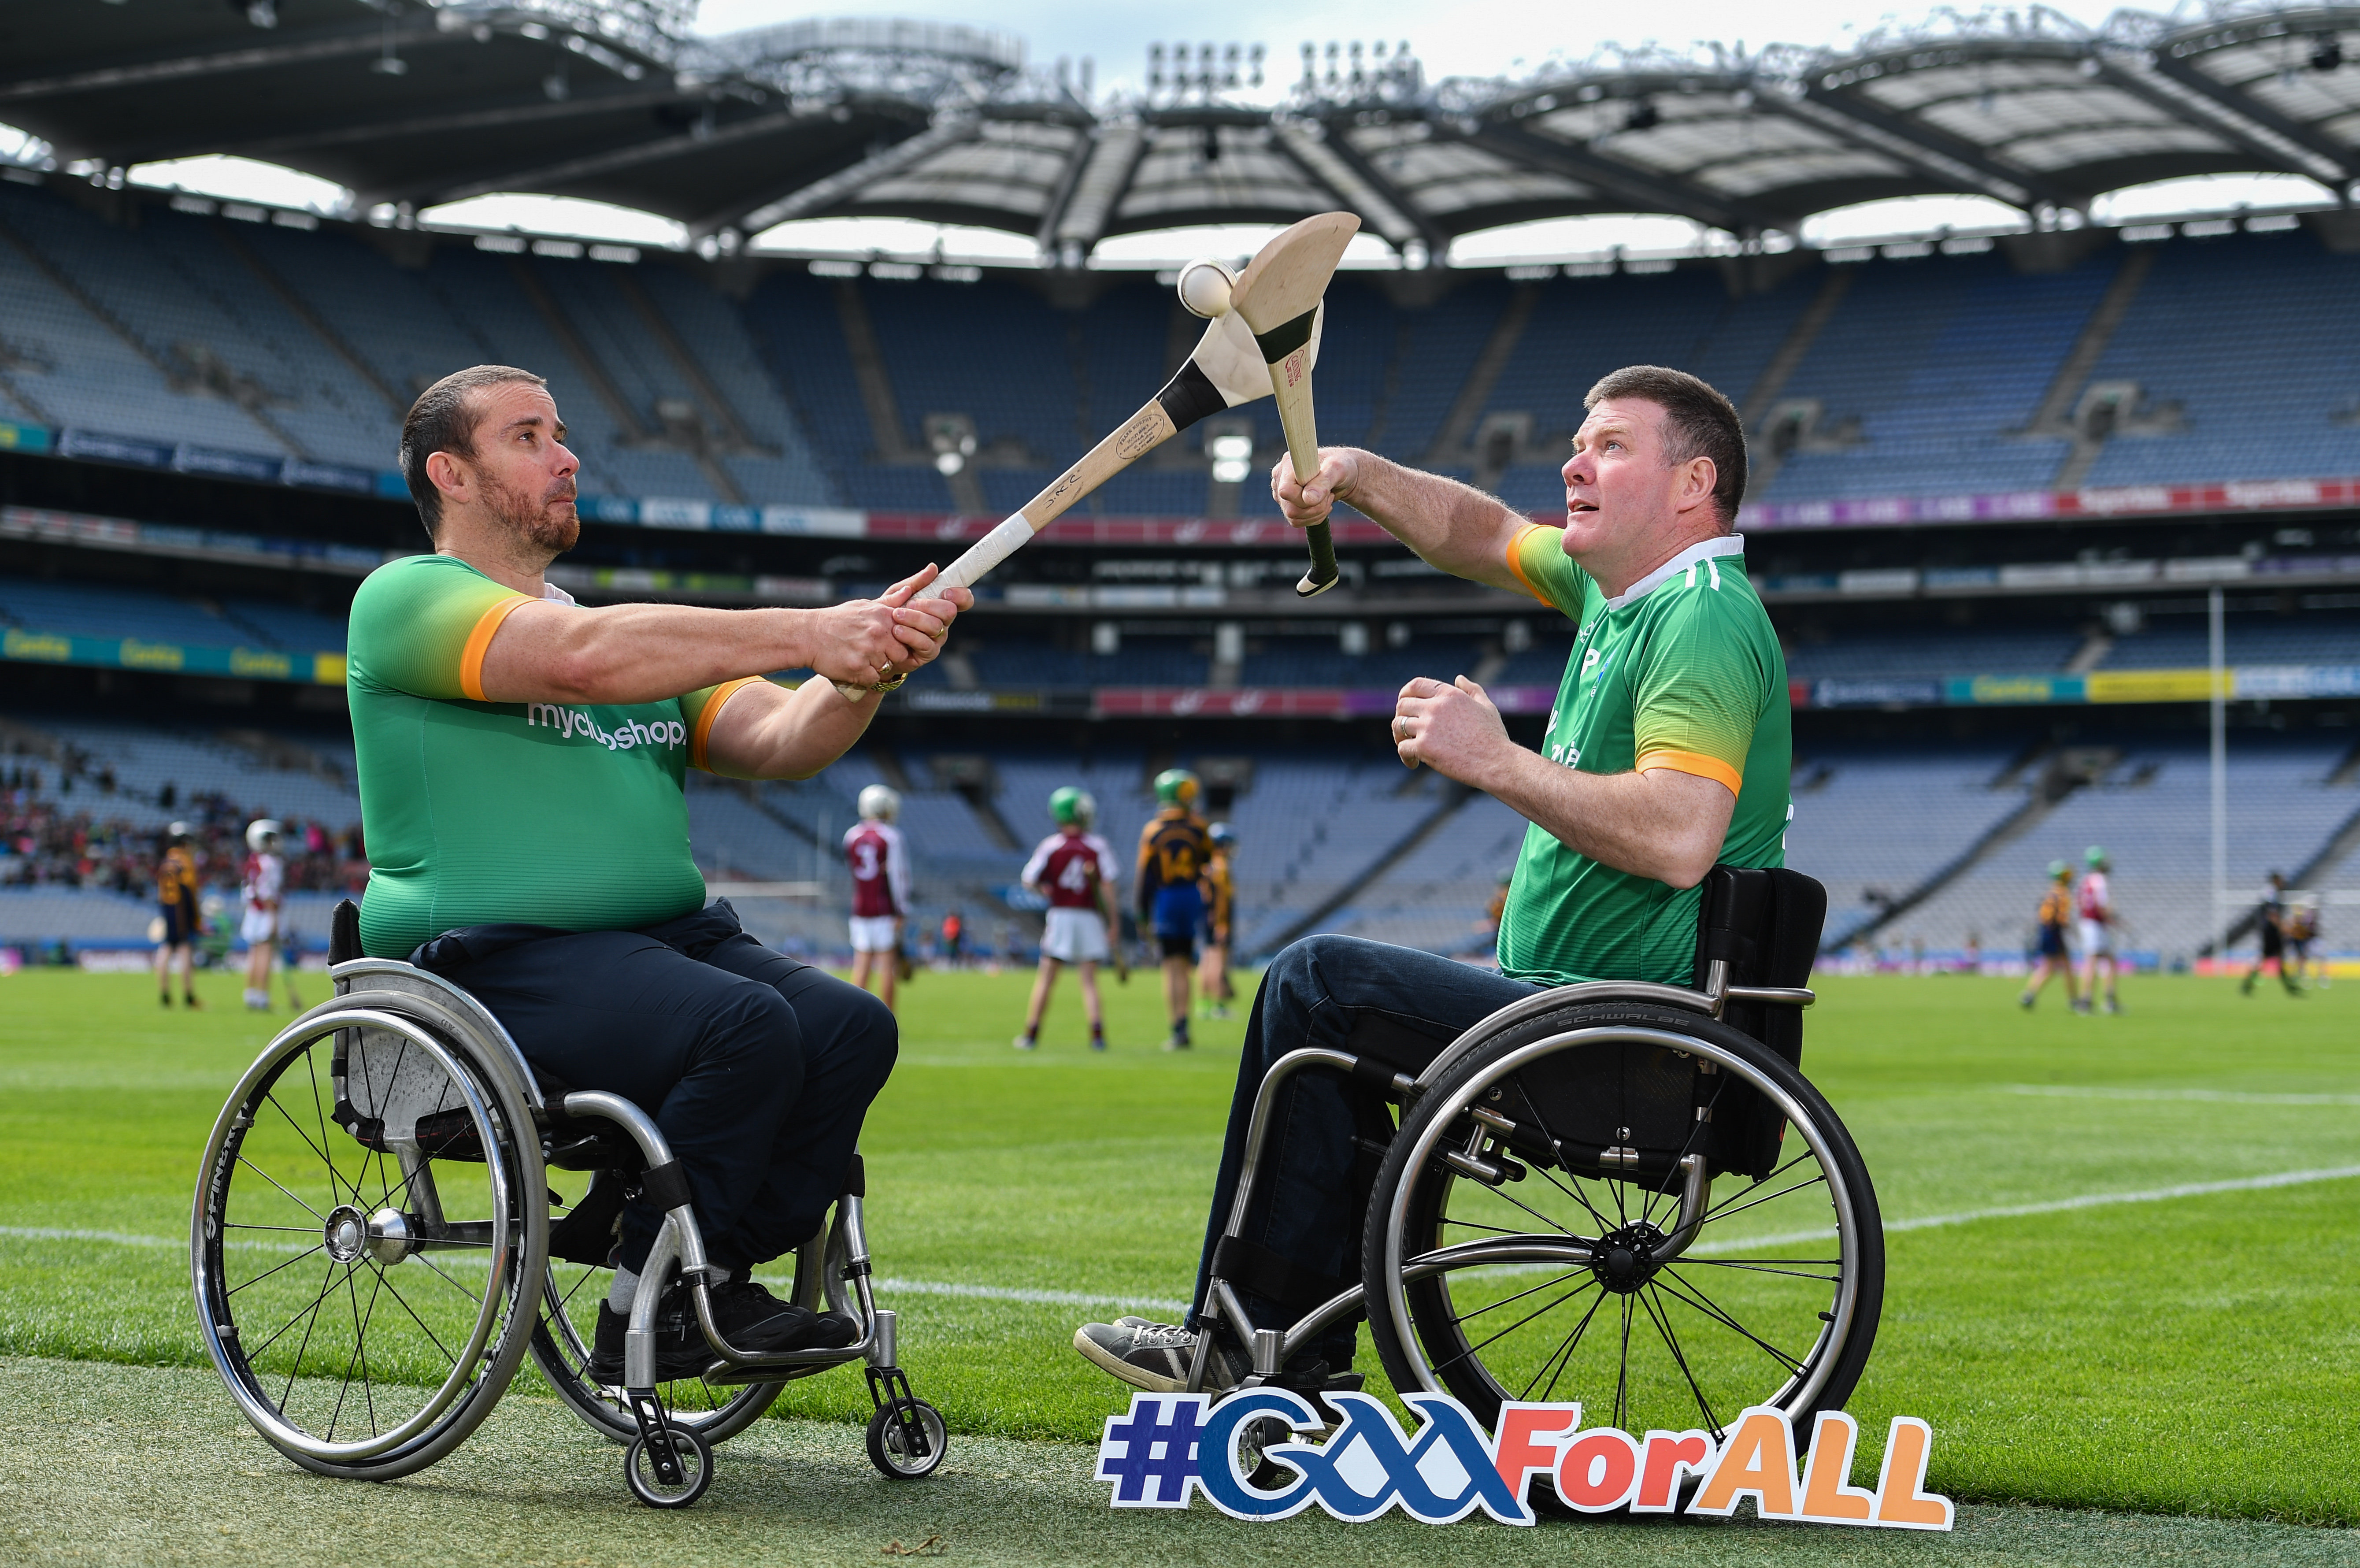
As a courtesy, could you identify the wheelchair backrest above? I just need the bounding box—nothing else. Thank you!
[1691,865,1826,1180]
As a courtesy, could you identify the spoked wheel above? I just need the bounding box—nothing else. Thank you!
[865,1397,948,1479]
[192,1002,547,1479]
[1364,1002,1882,1443]
[530,1253,781,1445]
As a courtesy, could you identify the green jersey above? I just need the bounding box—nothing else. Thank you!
[1495,526,1790,986]
[345,554,759,958]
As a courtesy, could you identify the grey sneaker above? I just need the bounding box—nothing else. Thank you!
[1073,1319,1242,1394]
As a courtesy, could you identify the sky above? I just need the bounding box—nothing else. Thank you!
[690,0,2131,92]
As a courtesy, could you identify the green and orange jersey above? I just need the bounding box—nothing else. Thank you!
[1495,524,1791,986]
[345,553,759,958]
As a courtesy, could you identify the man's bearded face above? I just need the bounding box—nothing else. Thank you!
[478,460,579,554]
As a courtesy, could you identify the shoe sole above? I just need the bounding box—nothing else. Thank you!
[1073,1327,1189,1393]
[586,1352,714,1384]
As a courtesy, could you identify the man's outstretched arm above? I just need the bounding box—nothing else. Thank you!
[1271,448,1531,594]
[479,565,969,704]
[1393,676,1735,889]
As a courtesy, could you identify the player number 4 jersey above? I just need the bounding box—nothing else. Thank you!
[1496,527,1792,987]
[1024,830,1118,908]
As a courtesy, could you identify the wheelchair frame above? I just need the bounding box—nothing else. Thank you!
[1183,941,1882,1445]
[193,955,946,1508]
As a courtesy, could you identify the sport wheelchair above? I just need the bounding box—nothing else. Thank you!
[191,903,946,1508]
[1191,868,1882,1453]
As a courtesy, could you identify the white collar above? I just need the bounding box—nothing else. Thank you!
[540,580,577,606]
[1600,533,1745,612]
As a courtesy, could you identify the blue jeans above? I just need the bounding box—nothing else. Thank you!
[1188,934,1541,1369]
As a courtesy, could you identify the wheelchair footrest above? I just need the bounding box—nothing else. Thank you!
[701,1346,866,1386]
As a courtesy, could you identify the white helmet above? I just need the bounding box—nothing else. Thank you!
[857,784,900,823]
[245,819,283,852]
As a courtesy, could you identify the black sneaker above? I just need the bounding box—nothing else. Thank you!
[704,1277,859,1354]
[588,1294,706,1383]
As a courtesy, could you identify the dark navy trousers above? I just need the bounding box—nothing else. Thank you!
[1189,934,1541,1368]
[413,899,897,1275]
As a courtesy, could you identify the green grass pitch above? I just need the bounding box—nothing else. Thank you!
[2,966,2356,1527]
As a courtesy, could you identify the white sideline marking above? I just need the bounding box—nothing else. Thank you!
[2001,1083,2360,1106]
[0,1227,1193,1314]
[18,1164,2360,1304]
[1693,1163,2360,1256]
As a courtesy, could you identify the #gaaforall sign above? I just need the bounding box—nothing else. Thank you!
[1096,1390,1952,1530]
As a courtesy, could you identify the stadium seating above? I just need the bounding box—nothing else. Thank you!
[1782,741,2035,947]
[2101,610,2360,669]
[17,170,2360,514]
[2079,232,2360,488]
[1880,738,2359,960]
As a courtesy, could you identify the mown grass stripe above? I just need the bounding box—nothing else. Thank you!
[2002,1084,2360,1105]
[1701,1162,2360,1255]
[0,1227,1193,1312]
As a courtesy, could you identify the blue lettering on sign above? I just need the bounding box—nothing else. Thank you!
[1096,1392,1209,1508]
[1098,1391,1533,1526]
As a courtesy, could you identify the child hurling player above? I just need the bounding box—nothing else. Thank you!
[1197,821,1237,1018]
[844,784,910,1011]
[1015,787,1125,1051]
[239,819,302,1012]
[1136,769,1211,1051]
[2019,860,2079,1011]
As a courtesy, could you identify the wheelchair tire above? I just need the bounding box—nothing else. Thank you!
[624,1422,714,1508]
[865,1397,948,1480]
[193,994,549,1481]
[529,1261,782,1446]
[1361,1000,1882,1442]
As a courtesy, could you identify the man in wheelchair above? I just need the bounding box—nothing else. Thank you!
[1075,366,1794,1398]
[349,365,970,1379]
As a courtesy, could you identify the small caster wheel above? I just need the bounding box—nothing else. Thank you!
[624,1422,713,1508]
[866,1397,948,1480]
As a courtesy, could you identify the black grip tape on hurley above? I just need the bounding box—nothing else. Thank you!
[1155,359,1228,432]
[1252,307,1319,364]
[638,1160,694,1215]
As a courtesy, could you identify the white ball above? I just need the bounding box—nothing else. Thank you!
[1176,258,1234,319]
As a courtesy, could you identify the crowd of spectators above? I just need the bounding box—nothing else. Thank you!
[1,765,367,897]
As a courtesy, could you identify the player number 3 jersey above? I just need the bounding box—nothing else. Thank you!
[1497,526,1792,986]
[345,554,756,958]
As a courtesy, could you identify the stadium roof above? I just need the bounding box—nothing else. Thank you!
[3,1,2357,259]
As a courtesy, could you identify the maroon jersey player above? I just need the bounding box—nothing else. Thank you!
[844,784,911,1010]
[1015,786,1124,1051]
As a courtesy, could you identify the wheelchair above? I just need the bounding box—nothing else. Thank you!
[191,902,946,1509]
[1191,868,1883,1455]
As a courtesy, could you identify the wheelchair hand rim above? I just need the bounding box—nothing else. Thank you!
[192,1008,522,1464]
[1377,1022,1867,1422]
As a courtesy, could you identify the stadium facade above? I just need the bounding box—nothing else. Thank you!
[2,1,2356,969]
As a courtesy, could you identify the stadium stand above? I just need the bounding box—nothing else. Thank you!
[10,167,2360,969]
[16,152,2360,523]
[1783,741,2036,948]
[2080,233,2360,488]
[1886,738,2360,961]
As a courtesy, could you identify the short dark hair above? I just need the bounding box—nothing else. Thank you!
[1583,365,1746,528]
[400,365,546,537]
